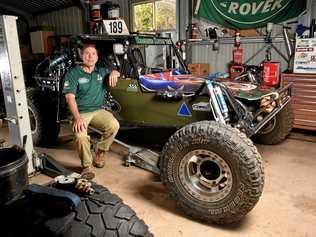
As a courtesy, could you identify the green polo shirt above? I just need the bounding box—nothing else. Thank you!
[63,65,109,113]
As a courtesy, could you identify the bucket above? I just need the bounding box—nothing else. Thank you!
[0,145,28,206]
[262,62,280,86]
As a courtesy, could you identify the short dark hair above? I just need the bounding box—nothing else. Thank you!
[82,43,97,52]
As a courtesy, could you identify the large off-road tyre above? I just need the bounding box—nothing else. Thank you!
[2,183,153,237]
[253,102,294,145]
[27,88,60,146]
[160,121,264,224]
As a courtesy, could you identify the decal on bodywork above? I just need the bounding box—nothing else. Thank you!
[177,102,192,117]
[127,84,138,92]
[192,102,211,112]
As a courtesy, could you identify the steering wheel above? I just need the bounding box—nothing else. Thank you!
[137,63,150,75]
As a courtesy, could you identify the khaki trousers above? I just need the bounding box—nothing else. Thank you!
[74,109,120,167]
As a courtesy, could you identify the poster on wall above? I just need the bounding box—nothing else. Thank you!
[194,0,307,29]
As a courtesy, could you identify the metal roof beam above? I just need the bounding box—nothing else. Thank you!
[0,3,32,22]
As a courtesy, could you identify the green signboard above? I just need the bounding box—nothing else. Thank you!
[195,0,306,29]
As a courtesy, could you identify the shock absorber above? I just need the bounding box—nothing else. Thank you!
[205,80,228,124]
[214,86,229,119]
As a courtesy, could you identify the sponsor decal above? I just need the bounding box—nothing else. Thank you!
[64,81,70,88]
[296,53,308,59]
[97,74,103,81]
[78,77,89,84]
[295,61,310,65]
[127,84,138,92]
[192,102,211,112]
[297,45,310,48]
[296,66,316,70]
[296,48,314,52]
[177,102,192,117]
[311,56,316,62]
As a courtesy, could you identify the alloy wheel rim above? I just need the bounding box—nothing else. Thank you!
[179,149,233,202]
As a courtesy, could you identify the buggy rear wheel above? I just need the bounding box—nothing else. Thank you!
[253,102,294,145]
[27,88,60,146]
[160,121,264,224]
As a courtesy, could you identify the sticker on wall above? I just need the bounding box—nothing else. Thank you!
[177,102,192,117]
[127,84,138,92]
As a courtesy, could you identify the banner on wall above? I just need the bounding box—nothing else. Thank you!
[194,0,307,29]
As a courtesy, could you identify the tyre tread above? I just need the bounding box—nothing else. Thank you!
[160,121,264,224]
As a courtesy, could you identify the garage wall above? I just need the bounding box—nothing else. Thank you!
[190,39,290,72]
[113,0,131,28]
[29,2,130,35]
[29,6,84,35]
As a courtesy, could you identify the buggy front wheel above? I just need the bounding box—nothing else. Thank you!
[160,121,264,224]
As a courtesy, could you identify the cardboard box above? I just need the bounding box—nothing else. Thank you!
[226,29,259,37]
[20,46,31,59]
[293,37,316,73]
[30,31,55,56]
[188,63,210,75]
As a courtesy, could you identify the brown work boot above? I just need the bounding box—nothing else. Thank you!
[93,150,105,168]
[81,166,95,180]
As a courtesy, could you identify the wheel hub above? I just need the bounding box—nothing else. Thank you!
[179,149,233,202]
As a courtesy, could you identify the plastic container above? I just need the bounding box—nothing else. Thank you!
[262,62,280,86]
[230,64,245,79]
[91,4,102,22]
[233,48,243,64]
[108,4,120,19]
[0,146,28,206]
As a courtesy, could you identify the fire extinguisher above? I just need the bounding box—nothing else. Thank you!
[233,31,243,64]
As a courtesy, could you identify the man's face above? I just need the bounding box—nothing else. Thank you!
[82,46,98,67]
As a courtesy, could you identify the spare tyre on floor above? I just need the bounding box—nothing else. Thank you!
[1,182,153,237]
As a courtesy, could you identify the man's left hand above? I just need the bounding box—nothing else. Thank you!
[109,70,120,87]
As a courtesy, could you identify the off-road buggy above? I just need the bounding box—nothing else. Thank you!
[28,32,293,224]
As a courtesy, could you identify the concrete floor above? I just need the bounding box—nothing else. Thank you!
[1,124,316,237]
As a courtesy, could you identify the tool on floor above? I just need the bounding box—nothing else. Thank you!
[54,175,95,195]
[88,126,160,175]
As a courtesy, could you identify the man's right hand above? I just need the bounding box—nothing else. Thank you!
[73,117,87,133]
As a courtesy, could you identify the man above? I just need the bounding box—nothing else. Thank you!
[63,43,120,179]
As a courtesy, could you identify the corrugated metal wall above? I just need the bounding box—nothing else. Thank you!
[30,6,84,35]
[29,2,130,35]
[190,40,289,72]
[177,0,190,40]
[114,0,130,28]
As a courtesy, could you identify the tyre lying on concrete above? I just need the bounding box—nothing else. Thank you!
[160,122,264,224]
[2,182,153,237]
